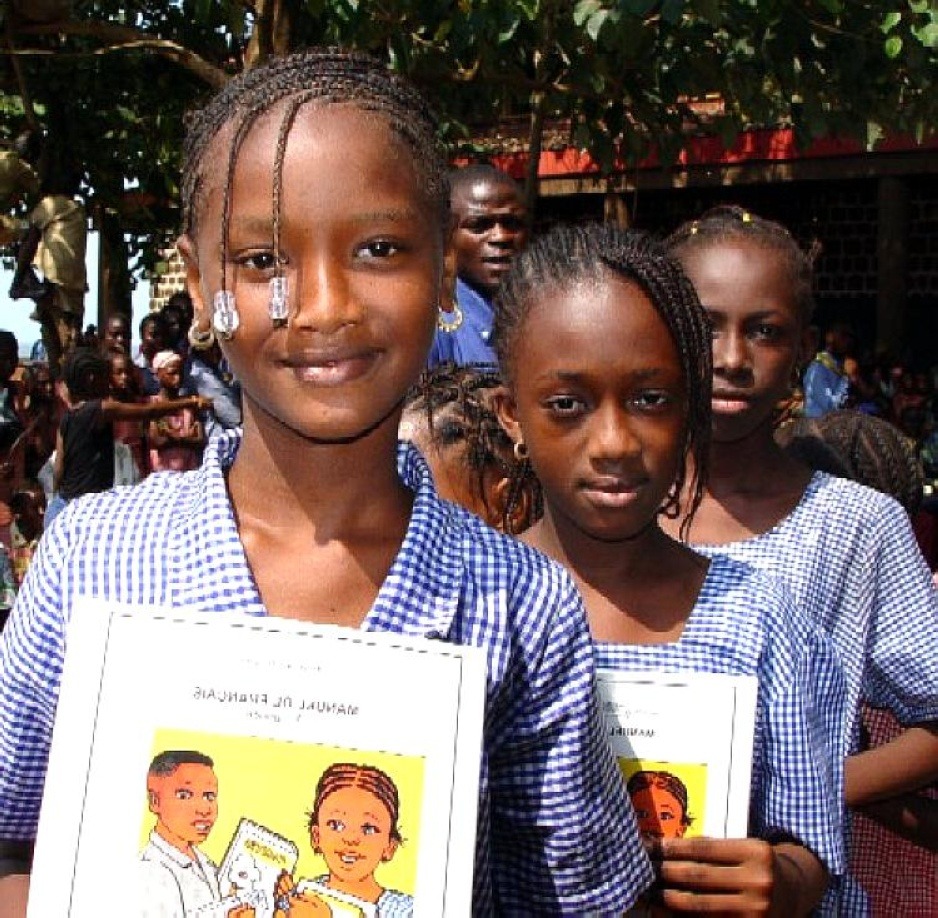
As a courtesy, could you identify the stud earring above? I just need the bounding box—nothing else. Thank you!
[269,276,288,327]
[212,290,239,340]
[513,440,529,462]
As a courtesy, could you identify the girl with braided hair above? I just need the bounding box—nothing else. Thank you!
[493,222,845,916]
[0,50,651,915]
[664,205,938,917]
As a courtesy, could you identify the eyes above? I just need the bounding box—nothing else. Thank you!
[707,312,789,344]
[231,238,403,275]
[324,818,381,836]
[544,390,676,420]
[174,789,216,802]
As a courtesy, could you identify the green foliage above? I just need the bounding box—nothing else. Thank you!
[0,0,934,284]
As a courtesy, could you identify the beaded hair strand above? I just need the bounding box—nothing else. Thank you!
[492,224,712,539]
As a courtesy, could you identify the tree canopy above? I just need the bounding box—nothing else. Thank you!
[2,0,935,311]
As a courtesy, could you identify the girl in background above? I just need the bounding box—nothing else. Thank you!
[493,224,845,915]
[665,205,938,916]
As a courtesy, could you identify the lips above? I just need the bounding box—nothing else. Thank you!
[281,349,378,386]
[581,478,643,509]
[711,391,751,414]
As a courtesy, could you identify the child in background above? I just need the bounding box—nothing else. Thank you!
[7,484,44,590]
[493,224,846,915]
[147,350,205,472]
[0,50,650,915]
[108,348,149,480]
[45,348,210,525]
[401,362,540,534]
[665,205,938,916]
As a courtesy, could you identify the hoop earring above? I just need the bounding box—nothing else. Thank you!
[658,483,681,519]
[187,321,216,351]
[269,276,288,327]
[513,441,529,462]
[437,302,463,333]
[212,290,240,340]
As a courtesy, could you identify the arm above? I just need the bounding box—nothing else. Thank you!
[845,722,938,807]
[99,395,210,424]
[51,426,64,492]
[0,874,29,918]
[857,791,938,851]
[655,838,827,917]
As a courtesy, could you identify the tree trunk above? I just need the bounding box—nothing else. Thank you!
[96,207,132,329]
[523,94,546,221]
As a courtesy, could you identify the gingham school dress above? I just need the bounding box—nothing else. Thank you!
[695,472,938,917]
[595,554,847,881]
[0,432,654,914]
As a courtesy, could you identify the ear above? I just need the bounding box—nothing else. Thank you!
[310,825,321,854]
[438,227,458,312]
[147,790,159,814]
[381,838,399,863]
[176,234,209,327]
[491,386,523,450]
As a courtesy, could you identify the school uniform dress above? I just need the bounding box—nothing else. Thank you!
[594,554,847,881]
[0,432,653,914]
[693,472,938,917]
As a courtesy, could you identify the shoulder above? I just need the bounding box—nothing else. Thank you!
[799,472,915,537]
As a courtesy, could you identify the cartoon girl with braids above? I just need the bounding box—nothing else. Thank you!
[274,764,412,917]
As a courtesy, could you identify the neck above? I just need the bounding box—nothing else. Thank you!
[155,823,196,861]
[707,420,788,493]
[328,873,384,903]
[228,397,410,542]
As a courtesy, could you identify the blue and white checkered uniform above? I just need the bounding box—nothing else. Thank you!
[0,432,653,914]
[594,554,847,880]
[695,472,938,917]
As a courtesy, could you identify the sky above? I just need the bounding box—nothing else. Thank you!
[0,232,152,358]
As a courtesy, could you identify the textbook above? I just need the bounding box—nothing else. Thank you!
[597,669,758,840]
[28,601,487,918]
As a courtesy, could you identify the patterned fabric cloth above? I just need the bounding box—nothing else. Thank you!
[848,705,938,918]
[594,554,847,877]
[0,432,652,914]
[427,278,499,368]
[694,472,938,917]
[802,351,849,418]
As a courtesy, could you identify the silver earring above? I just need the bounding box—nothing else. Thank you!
[269,276,288,327]
[213,290,240,340]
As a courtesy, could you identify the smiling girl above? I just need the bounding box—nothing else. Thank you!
[0,50,649,916]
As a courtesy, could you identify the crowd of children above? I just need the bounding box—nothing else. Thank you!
[0,48,935,917]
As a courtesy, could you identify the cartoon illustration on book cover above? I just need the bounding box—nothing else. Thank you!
[617,758,707,842]
[137,731,422,918]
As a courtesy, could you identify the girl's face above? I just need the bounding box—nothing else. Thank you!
[311,785,397,885]
[156,362,183,391]
[181,104,444,446]
[110,355,132,393]
[630,785,688,841]
[498,273,687,545]
[678,239,803,445]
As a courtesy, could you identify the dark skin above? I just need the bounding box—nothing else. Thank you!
[666,237,938,845]
[496,274,826,916]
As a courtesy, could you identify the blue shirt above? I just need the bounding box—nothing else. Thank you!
[0,432,652,914]
[695,472,938,916]
[427,279,498,368]
[803,352,849,418]
[595,554,846,878]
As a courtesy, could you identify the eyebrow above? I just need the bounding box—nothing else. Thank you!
[544,368,676,384]
[231,209,418,233]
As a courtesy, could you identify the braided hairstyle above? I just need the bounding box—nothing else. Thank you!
[777,410,924,515]
[181,47,450,296]
[493,223,712,537]
[626,770,694,831]
[63,347,110,401]
[666,205,819,325]
[307,762,403,844]
[404,362,542,534]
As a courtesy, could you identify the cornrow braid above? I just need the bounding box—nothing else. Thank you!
[493,223,712,538]
[307,762,403,843]
[666,205,819,324]
[63,347,110,401]
[405,362,542,534]
[181,47,451,290]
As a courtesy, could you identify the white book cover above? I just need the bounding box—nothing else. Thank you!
[28,600,487,918]
[597,669,758,841]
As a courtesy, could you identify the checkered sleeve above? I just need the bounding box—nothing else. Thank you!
[0,509,72,844]
[487,572,653,914]
[865,499,938,724]
[750,591,847,877]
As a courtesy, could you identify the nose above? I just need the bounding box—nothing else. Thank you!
[713,328,749,376]
[290,257,363,333]
[590,402,640,464]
